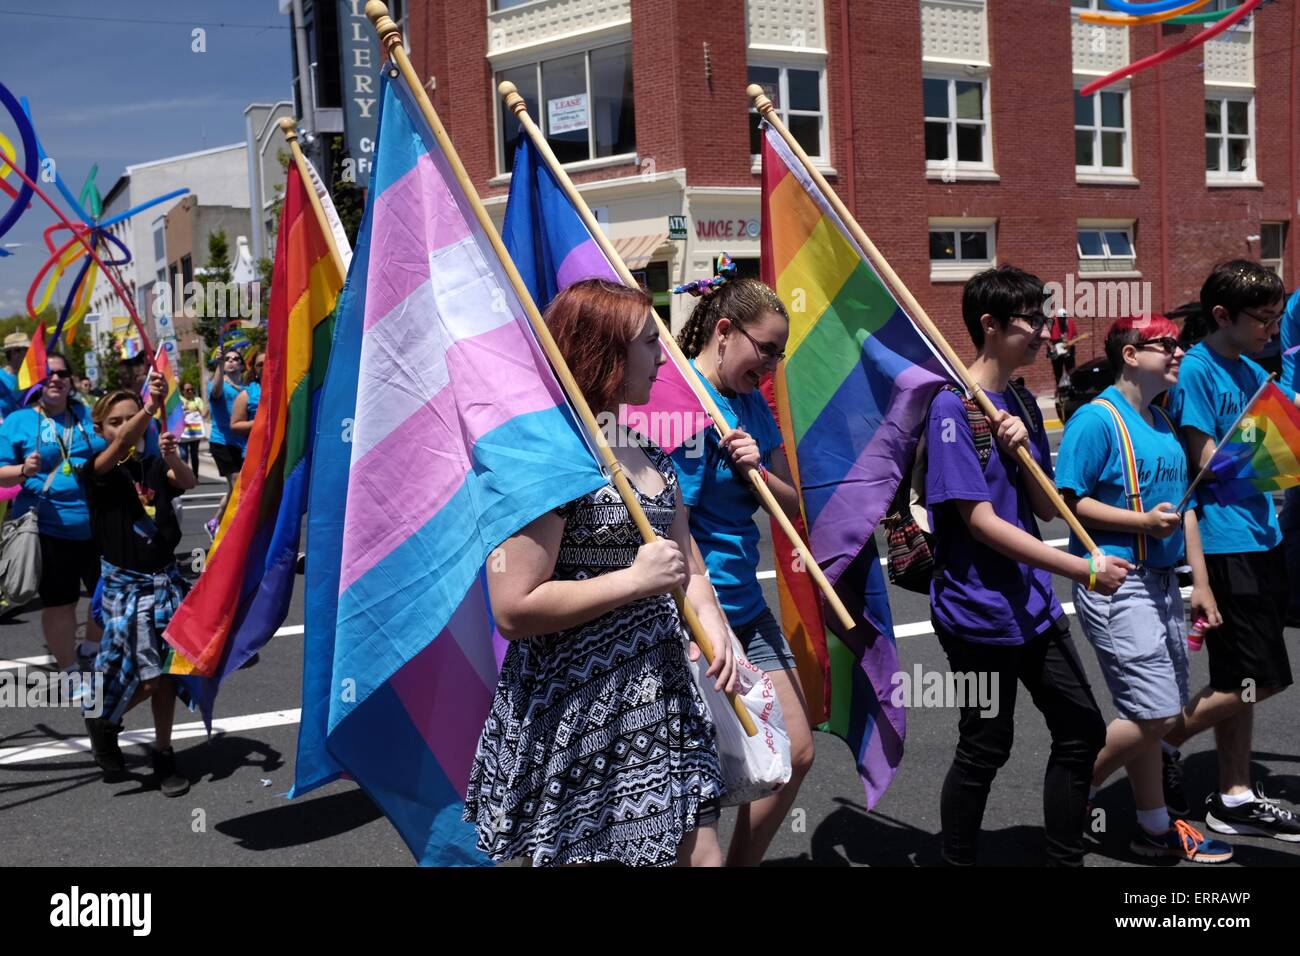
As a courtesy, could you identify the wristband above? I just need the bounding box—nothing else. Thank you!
[757,464,770,485]
[1086,553,1098,592]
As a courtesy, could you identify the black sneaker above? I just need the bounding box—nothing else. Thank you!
[151,747,190,798]
[1204,786,1300,843]
[85,717,125,780]
[1162,748,1190,817]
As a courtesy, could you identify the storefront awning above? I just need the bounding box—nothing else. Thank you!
[611,233,670,270]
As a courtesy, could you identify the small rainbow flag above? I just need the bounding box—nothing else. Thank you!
[1204,380,1300,504]
[143,346,185,437]
[16,321,46,391]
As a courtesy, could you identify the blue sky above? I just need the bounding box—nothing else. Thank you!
[0,1,293,316]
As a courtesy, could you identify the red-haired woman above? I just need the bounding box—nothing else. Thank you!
[463,279,736,867]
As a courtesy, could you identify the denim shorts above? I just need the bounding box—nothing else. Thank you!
[732,605,797,673]
[1072,567,1189,721]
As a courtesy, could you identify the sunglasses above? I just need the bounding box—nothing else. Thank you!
[47,369,73,380]
[1007,311,1051,333]
[1135,337,1181,356]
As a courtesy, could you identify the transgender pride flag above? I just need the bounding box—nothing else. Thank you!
[291,74,606,865]
[501,135,711,453]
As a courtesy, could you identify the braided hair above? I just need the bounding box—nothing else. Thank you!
[676,277,788,359]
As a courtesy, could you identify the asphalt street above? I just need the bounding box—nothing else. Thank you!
[2,432,1298,867]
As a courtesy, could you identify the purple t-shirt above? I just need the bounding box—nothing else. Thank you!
[925,386,1063,645]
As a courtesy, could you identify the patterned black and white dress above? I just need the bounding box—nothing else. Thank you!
[463,437,725,867]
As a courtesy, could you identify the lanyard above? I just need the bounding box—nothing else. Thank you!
[38,407,91,476]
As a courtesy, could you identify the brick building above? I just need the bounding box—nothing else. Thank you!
[405,0,1299,390]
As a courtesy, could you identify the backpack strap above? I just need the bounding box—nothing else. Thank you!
[941,384,994,467]
[1093,398,1146,563]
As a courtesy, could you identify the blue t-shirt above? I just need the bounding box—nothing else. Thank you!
[0,405,106,540]
[926,385,1062,645]
[0,368,22,420]
[1055,386,1190,568]
[209,380,246,450]
[671,361,784,627]
[1168,342,1281,555]
[244,381,261,421]
[1281,287,1300,403]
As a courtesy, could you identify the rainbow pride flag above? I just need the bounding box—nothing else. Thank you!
[162,157,344,719]
[143,345,185,437]
[1204,380,1300,504]
[16,320,45,391]
[761,122,953,806]
[501,134,711,453]
[290,74,607,866]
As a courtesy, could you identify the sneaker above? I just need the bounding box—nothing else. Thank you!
[1205,787,1300,842]
[84,717,125,779]
[151,747,190,798]
[1162,748,1190,817]
[1130,819,1234,863]
[204,516,219,540]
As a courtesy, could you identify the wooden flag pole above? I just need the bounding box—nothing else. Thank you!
[277,118,348,282]
[498,81,856,633]
[749,84,1103,557]
[367,2,755,736]
[1174,375,1274,513]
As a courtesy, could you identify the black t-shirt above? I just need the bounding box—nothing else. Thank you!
[80,454,183,573]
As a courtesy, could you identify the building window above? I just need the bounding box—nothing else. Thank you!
[747,64,826,161]
[491,0,533,9]
[1077,226,1136,272]
[1075,88,1129,173]
[929,221,995,281]
[1205,95,1254,180]
[495,41,635,174]
[923,75,990,170]
[631,262,672,322]
[1261,222,1285,280]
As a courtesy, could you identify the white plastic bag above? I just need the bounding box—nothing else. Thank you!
[689,629,792,807]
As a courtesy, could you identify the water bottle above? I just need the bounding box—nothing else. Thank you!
[1188,614,1209,652]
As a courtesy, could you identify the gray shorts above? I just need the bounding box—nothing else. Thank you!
[1072,567,1189,721]
[732,606,798,673]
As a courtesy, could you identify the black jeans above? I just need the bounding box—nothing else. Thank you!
[934,617,1106,867]
[181,440,201,475]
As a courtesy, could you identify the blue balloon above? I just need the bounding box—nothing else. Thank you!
[1099,0,1208,13]
[0,81,38,243]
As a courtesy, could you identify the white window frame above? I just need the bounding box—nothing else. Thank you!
[1077,223,1138,274]
[929,218,996,283]
[747,60,830,168]
[1074,85,1131,177]
[1261,222,1285,281]
[1205,92,1257,184]
[923,71,994,179]
[492,39,637,176]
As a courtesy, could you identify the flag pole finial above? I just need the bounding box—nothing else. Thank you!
[277,117,298,142]
[748,84,775,117]
[366,1,401,55]
[498,81,527,118]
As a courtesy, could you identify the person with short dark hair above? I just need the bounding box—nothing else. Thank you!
[1164,259,1300,842]
[928,265,1128,866]
[79,377,196,795]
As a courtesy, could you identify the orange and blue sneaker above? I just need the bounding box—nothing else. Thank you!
[1130,819,1233,864]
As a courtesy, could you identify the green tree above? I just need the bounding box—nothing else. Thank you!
[330,134,363,247]
[194,230,233,353]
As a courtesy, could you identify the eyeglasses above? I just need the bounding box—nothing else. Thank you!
[1006,311,1051,334]
[1238,308,1282,328]
[731,322,786,363]
[1136,337,1181,356]
[47,369,73,380]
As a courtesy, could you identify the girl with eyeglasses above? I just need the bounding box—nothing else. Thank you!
[672,271,814,866]
[1057,315,1233,862]
[205,347,247,538]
